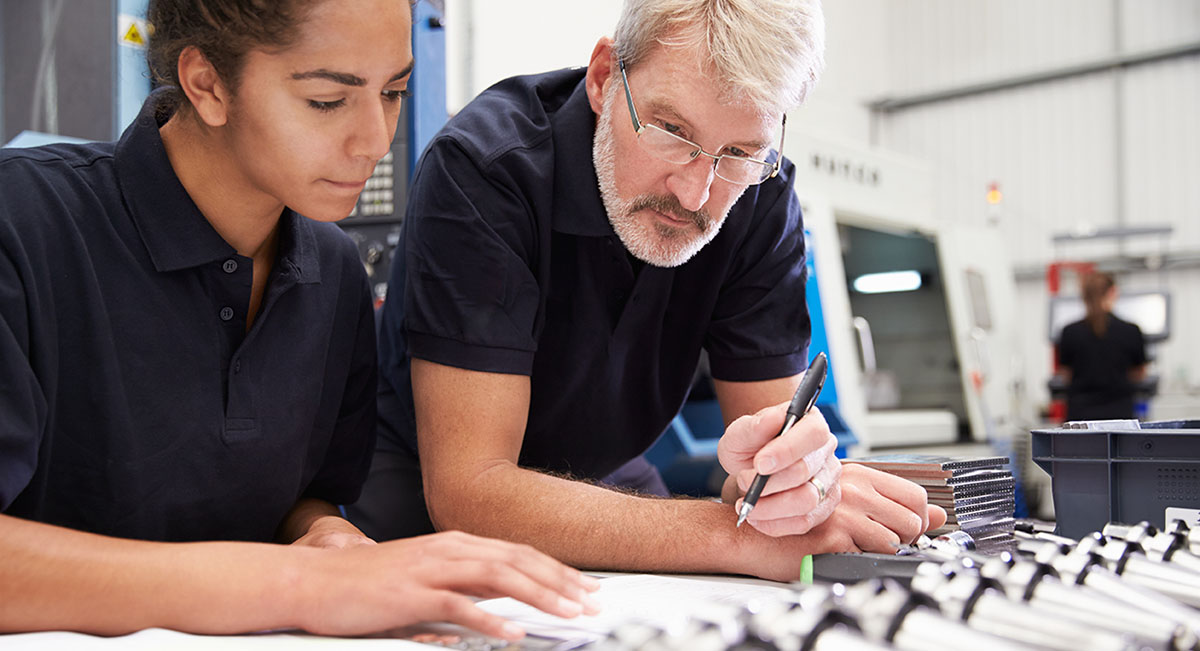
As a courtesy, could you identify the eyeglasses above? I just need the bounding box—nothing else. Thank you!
[618,59,785,186]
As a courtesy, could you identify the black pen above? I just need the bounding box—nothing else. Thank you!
[735,351,828,528]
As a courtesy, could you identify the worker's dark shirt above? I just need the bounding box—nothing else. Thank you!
[1060,314,1147,420]
[0,90,377,542]
[374,68,810,480]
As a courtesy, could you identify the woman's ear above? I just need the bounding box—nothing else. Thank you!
[176,45,232,127]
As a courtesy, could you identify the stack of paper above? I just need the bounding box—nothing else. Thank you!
[852,454,1016,553]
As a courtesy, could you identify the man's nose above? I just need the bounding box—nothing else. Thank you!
[665,155,715,213]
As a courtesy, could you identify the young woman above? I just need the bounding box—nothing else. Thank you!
[0,0,596,639]
[1058,272,1149,421]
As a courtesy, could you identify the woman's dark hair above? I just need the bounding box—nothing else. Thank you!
[146,0,314,106]
[1082,271,1116,337]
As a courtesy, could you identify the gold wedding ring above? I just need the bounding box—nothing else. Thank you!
[810,476,827,502]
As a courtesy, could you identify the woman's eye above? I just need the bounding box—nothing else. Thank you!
[383,89,412,103]
[308,99,346,112]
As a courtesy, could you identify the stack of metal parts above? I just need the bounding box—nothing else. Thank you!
[586,520,1200,651]
[853,454,1016,552]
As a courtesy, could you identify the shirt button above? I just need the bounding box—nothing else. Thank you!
[219,306,234,321]
[222,259,238,273]
[233,359,241,374]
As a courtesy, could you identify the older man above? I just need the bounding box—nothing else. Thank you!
[351,0,945,581]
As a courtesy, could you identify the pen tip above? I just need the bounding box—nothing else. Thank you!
[736,507,749,528]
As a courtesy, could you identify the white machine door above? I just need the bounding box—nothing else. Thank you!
[936,224,1020,443]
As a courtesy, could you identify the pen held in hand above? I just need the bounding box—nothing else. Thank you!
[735,351,828,528]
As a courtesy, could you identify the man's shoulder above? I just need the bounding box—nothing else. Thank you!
[439,68,587,165]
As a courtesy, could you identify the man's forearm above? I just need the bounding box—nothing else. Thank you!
[427,462,811,580]
[276,497,347,543]
[0,514,314,635]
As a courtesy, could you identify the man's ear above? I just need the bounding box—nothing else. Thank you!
[176,45,232,127]
[585,36,617,116]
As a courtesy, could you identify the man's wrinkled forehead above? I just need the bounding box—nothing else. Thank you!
[632,40,782,126]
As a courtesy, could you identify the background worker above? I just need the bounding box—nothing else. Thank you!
[1059,271,1149,420]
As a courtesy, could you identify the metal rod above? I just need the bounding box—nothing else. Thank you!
[868,41,1200,113]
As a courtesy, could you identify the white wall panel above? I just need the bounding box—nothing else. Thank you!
[1118,0,1200,51]
[445,0,623,113]
[880,74,1119,268]
[1122,57,1200,251]
[883,0,1115,95]
[793,0,890,141]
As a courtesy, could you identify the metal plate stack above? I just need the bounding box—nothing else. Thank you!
[852,454,1016,553]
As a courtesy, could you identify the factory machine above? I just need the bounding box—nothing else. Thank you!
[786,130,1024,453]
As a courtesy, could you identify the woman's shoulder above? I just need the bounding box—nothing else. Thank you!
[1109,313,1144,335]
[0,141,116,186]
[0,142,121,242]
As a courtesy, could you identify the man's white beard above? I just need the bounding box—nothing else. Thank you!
[592,86,729,268]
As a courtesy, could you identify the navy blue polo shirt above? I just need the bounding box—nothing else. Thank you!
[376,68,809,479]
[1060,314,1147,420]
[0,91,377,542]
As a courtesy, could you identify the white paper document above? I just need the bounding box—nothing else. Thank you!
[478,574,795,641]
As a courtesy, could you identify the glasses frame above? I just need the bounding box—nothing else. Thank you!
[618,58,786,186]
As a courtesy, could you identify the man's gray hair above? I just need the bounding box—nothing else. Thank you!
[613,0,824,115]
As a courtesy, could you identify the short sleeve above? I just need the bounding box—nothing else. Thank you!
[302,265,377,506]
[400,137,542,375]
[1128,323,1148,367]
[0,221,48,510]
[1058,325,1076,369]
[705,174,810,382]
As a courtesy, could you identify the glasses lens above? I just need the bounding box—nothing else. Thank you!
[716,156,775,185]
[638,125,701,165]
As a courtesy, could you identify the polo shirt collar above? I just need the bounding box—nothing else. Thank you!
[550,76,618,238]
[115,88,320,284]
[277,210,321,284]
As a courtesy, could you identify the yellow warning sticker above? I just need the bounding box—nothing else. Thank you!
[118,14,150,50]
[123,23,144,46]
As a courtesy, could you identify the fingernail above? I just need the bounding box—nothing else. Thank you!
[558,596,584,616]
[582,594,602,614]
[500,622,525,639]
[580,574,601,590]
[757,456,776,474]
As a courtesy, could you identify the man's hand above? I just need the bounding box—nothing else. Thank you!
[717,402,843,537]
[801,463,947,553]
[301,530,601,641]
[292,515,376,550]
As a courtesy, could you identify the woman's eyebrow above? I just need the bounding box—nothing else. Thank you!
[290,60,414,87]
